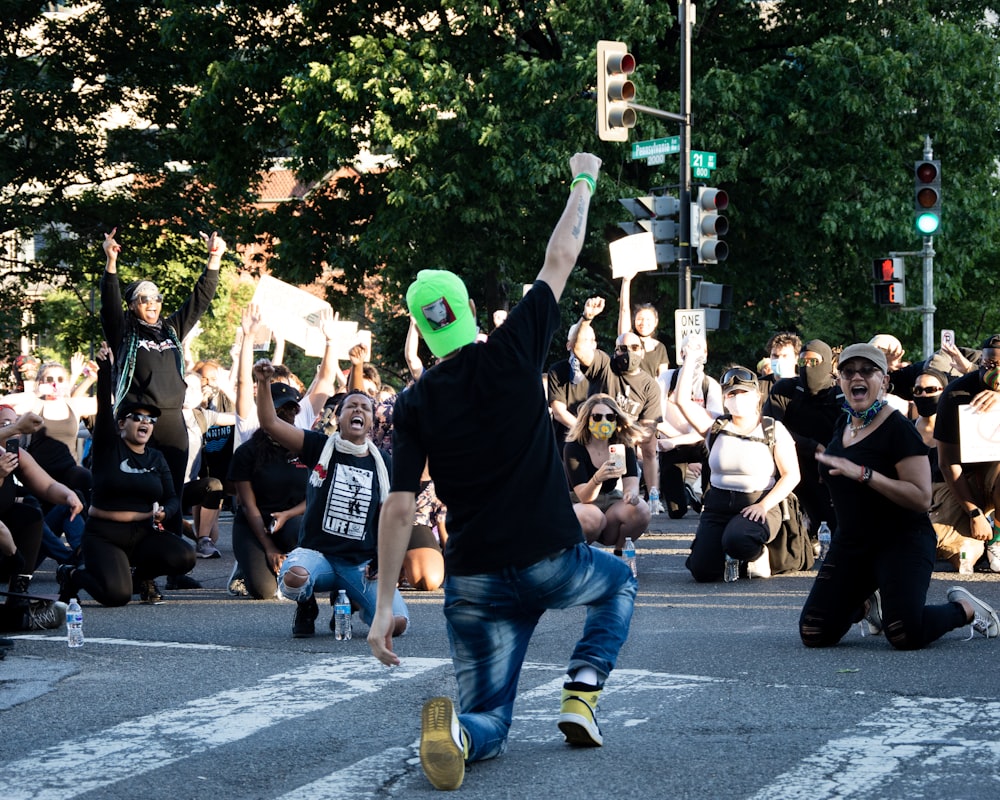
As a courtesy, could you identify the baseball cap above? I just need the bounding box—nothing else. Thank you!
[406,270,478,359]
[837,343,888,373]
[116,399,163,420]
[980,334,1000,350]
[270,382,302,410]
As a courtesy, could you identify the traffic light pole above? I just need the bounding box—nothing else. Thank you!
[920,136,936,361]
[677,0,693,310]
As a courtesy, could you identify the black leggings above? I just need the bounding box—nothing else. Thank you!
[799,527,966,650]
[0,504,43,580]
[149,408,188,538]
[231,514,300,599]
[686,487,781,582]
[68,517,196,607]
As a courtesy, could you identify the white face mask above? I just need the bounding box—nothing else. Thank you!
[724,392,759,419]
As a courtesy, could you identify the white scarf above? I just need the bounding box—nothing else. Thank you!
[309,432,390,504]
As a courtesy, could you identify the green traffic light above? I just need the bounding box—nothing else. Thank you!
[915,211,940,235]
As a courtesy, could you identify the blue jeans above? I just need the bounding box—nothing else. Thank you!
[444,542,636,762]
[277,547,409,627]
[39,504,86,565]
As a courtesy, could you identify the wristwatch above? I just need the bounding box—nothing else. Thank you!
[968,508,983,519]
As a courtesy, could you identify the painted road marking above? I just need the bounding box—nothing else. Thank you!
[0,656,449,800]
[12,635,238,650]
[748,696,1000,800]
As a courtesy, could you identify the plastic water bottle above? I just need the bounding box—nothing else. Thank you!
[817,521,832,562]
[959,542,975,575]
[724,555,739,583]
[66,598,84,648]
[334,590,352,641]
[622,537,637,577]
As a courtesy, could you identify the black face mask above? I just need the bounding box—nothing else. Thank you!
[913,395,940,418]
[612,351,642,375]
[799,364,831,395]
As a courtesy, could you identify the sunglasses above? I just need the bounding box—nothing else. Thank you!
[839,365,882,380]
[137,294,163,305]
[614,344,643,353]
[40,375,66,383]
[912,386,942,396]
[797,356,823,367]
[590,413,616,422]
[125,412,158,424]
[721,366,757,388]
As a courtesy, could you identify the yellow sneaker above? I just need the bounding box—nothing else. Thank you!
[558,683,603,746]
[420,697,467,790]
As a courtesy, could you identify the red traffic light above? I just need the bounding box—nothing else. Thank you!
[915,161,939,185]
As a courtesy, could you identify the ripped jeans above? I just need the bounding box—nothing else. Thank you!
[277,547,409,629]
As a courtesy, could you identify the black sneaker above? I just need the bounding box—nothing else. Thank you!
[56,564,76,603]
[293,596,319,638]
[139,580,164,605]
[25,600,68,630]
[165,573,202,590]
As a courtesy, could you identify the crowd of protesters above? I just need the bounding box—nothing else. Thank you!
[3,216,999,683]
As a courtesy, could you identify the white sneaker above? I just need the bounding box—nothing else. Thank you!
[747,548,771,579]
[986,541,1000,572]
[947,586,1000,639]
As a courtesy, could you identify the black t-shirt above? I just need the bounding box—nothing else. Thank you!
[583,350,662,423]
[391,280,584,575]
[933,370,983,449]
[639,339,670,379]
[547,358,591,450]
[298,430,390,565]
[763,377,845,465]
[89,362,178,517]
[564,439,639,492]
[821,410,932,545]
[227,436,309,517]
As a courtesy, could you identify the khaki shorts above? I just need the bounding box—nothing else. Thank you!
[929,476,998,569]
[570,489,624,513]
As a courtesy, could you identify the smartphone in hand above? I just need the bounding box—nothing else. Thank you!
[4,439,18,456]
[608,444,626,472]
[941,329,955,349]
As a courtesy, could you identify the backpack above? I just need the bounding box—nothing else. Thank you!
[706,414,814,574]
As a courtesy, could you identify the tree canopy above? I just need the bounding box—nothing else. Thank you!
[3,0,1000,377]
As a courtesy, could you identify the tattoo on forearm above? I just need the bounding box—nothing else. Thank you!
[570,196,586,238]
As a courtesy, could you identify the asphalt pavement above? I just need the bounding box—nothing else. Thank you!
[3,510,1000,800]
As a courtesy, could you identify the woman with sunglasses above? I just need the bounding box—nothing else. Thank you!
[100,228,225,565]
[563,393,650,554]
[800,344,998,649]
[57,343,195,607]
[673,346,800,582]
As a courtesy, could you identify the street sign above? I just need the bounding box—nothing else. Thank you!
[691,151,717,170]
[632,140,719,174]
[632,137,680,160]
[674,308,705,364]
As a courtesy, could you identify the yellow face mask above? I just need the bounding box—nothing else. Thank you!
[589,419,617,440]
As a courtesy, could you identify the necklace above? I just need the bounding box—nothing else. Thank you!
[844,398,887,437]
[849,416,877,437]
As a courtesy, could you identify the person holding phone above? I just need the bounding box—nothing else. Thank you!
[0,405,82,610]
[563,394,650,552]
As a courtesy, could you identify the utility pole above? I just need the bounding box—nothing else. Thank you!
[678,0,693,309]
[920,134,936,360]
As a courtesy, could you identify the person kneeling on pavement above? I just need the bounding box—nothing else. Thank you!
[253,364,408,639]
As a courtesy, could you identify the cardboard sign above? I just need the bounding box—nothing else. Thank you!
[958,405,1000,463]
[251,275,334,357]
[609,232,657,280]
